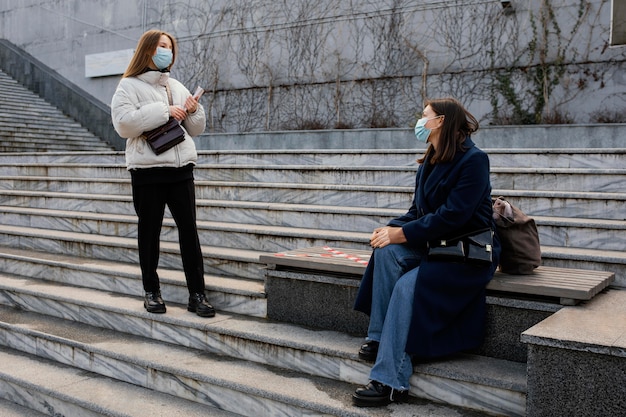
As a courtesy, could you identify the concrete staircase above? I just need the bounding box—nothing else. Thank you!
[0,70,113,153]
[0,69,624,416]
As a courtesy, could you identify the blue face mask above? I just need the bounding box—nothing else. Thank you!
[414,117,432,143]
[152,47,173,70]
[414,115,442,143]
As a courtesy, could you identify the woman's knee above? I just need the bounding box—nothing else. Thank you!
[394,269,419,295]
[374,244,421,270]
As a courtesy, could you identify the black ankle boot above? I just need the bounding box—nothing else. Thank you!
[352,380,408,407]
[358,340,379,362]
[144,291,166,314]
[187,293,216,317]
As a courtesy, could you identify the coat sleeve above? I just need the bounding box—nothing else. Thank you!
[168,79,206,138]
[111,79,169,139]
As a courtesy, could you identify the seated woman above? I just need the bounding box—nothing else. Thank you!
[352,97,500,407]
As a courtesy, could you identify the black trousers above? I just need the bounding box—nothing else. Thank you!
[132,177,205,295]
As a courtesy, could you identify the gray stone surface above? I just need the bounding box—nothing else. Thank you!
[194,124,626,151]
[526,345,626,417]
[0,40,122,150]
[266,269,369,336]
[265,269,565,363]
[476,302,555,363]
[522,289,626,416]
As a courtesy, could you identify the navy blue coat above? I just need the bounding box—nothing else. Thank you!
[354,137,500,358]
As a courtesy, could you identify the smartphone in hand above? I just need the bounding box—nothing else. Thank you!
[192,86,204,100]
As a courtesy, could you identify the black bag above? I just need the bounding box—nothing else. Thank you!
[142,82,186,155]
[493,197,541,274]
[144,117,185,155]
[428,228,493,266]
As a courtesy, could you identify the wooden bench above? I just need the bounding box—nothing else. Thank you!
[261,246,616,362]
[260,246,615,306]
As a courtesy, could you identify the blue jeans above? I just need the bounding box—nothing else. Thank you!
[367,244,422,391]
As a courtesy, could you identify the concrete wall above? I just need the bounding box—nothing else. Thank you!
[194,124,626,150]
[1,0,625,133]
[0,39,123,149]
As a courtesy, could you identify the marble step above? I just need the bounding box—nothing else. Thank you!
[192,148,626,169]
[0,141,111,153]
[0,180,414,209]
[536,216,626,251]
[0,188,625,249]
[0,163,127,178]
[0,224,265,280]
[0,164,416,186]
[0,117,94,132]
[0,281,525,416]
[0,144,110,153]
[485,148,626,169]
[0,152,124,164]
[0,93,64,106]
[0,212,623,287]
[0,189,400,228]
[0,246,266,318]
[0,148,624,169]
[0,206,369,252]
[0,130,103,144]
[0,397,48,417]
[0,177,412,206]
[2,163,624,192]
[0,168,621,195]
[1,179,625,219]
[0,347,241,417]
[1,205,625,253]
[539,245,626,288]
[0,127,96,141]
[491,189,626,221]
[189,166,626,193]
[490,168,626,193]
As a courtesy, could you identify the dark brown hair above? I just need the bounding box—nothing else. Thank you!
[123,30,177,78]
[418,97,479,164]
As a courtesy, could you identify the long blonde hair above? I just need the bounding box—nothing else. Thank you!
[123,30,177,78]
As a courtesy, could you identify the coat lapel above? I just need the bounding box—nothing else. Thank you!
[417,139,476,214]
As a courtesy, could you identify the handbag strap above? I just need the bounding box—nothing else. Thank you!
[165,82,173,106]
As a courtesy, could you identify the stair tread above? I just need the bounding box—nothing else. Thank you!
[0,397,47,417]
[2,204,624,230]
[0,205,370,241]
[0,245,265,296]
[0,71,111,153]
[0,223,266,262]
[0,273,526,393]
[1,222,624,266]
[0,346,241,417]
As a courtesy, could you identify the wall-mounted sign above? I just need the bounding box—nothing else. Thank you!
[85,49,135,78]
[611,0,626,46]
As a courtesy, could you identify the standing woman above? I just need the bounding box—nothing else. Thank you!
[352,98,500,406]
[111,30,215,318]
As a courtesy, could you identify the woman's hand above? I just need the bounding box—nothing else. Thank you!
[370,226,407,248]
[184,96,198,114]
[169,105,187,121]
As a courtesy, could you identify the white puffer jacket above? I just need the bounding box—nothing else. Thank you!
[111,71,206,170]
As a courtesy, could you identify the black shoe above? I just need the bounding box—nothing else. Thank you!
[352,380,408,407]
[144,291,166,314]
[358,340,379,362]
[187,293,216,317]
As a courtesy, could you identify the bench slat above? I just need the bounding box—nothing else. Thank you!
[260,246,615,304]
[260,246,371,276]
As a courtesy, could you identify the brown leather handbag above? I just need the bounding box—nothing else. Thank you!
[143,83,185,155]
[493,196,541,274]
[144,116,185,155]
